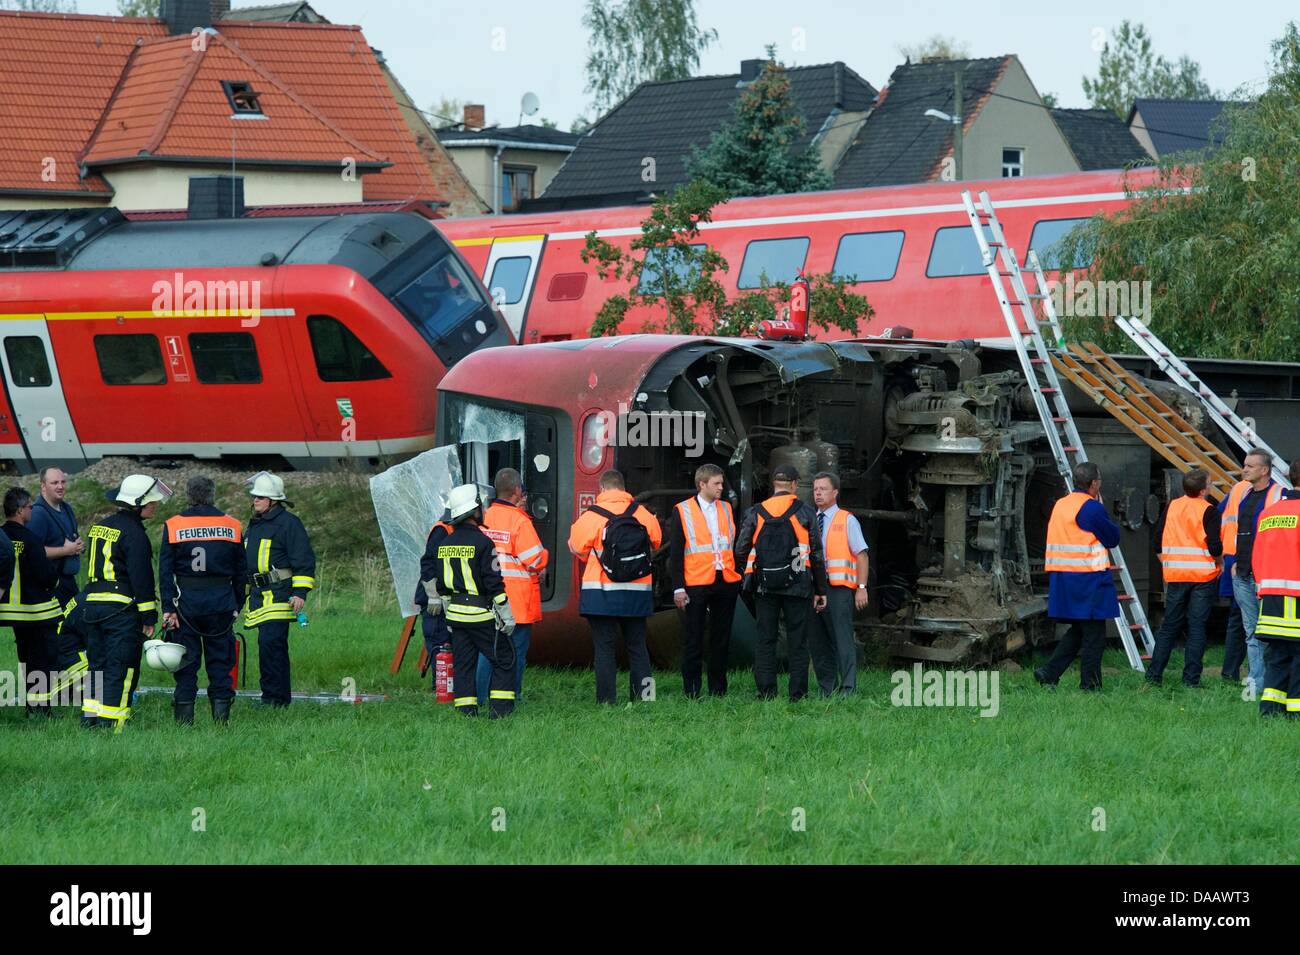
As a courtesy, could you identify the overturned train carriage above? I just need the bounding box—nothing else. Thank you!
[435,335,1299,668]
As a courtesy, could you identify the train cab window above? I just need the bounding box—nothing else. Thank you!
[832,231,905,283]
[737,237,810,289]
[637,244,708,293]
[307,315,391,382]
[189,332,262,384]
[926,225,995,278]
[93,334,165,385]
[4,336,52,387]
[394,253,486,343]
[487,256,531,306]
[1027,217,1093,270]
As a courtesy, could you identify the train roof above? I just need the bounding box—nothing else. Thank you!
[0,207,445,277]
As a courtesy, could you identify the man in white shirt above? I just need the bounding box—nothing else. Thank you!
[668,464,742,697]
[809,471,870,695]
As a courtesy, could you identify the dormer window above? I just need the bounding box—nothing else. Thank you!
[222,81,263,115]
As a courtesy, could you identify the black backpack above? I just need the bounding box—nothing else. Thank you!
[589,503,653,582]
[752,499,803,591]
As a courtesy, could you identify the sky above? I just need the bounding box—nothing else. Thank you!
[75,0,1295,130]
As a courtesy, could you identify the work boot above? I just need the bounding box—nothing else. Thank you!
[210,698,232,724]
[173,701,195,725]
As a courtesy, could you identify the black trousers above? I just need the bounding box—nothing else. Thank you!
[585,615,651,704]
[808,586,855,695]
[679,573,739,697]
[84,606,144,730]
[173,611,236,704]
[1222,596,1246,682]
[450,620,515,717]
[1039,619,1106,690]
[1147,579,1216,686]
[257,620,292,705]
[754,593,813,700]
[1259,638,1300,717]
[12,621,58,709]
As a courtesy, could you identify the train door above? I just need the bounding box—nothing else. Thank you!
[0,318,86,471]
[482,235,545,340]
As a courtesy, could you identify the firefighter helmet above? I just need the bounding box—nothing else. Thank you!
[447,484,482,522]
[143,639,186,672]
[248,471,286,501]
[114,474,172,507]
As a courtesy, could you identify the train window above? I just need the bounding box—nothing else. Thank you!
[547,272,587,302]
[1027,218,1093,270]
[487,256,532,306]
[637,244,707,293]
[394,253,485,343]
[926,225,994,278]
[831,231,905,283]
[307,315,391,382]
[737,237,810,289]
[189,332,262,384]
[4,337,52,387]
[93,334,165,385]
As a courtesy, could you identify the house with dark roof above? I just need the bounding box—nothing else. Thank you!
[537,59,877,210]
[1127,98,1236,159]
[834,55,1080,188]
[1049,108,1151,170]
[438,109,581,213]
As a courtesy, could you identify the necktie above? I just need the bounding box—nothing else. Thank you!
[818,512,825,537]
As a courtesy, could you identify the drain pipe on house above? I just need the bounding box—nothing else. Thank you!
[492,144,504,214]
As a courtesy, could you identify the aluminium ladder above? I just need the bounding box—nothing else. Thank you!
[1116,316,1292,489]
[960,189,1153,671]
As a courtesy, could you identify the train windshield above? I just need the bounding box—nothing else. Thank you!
[394,253,486,342]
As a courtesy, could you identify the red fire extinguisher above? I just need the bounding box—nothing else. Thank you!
[756,272,810,341]
[435,643,454,704]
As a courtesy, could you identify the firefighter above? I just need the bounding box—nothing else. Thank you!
[478,468,548,704]
[668,463,741,698]
[1218,449,1283,694]
[567,469,662,705]
[49,589,88,702]
[1146,469,1222,688]
[734,464,828,701]
[439,483,515,718]
[82,474,170,731]
[810,470,870,696]
[414,509,454,692]
[243,472,316,708]
[1251,459,1300,717]
[0,487,62,715]
[1034,461,1120,691]
[159,476,245,725]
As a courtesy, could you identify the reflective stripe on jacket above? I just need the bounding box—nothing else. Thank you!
[1045,492,1110,573]
[568,489,662,617]
[1253,498,1300,645]
[1222,479,1284,556]
[823,508,858,588]
[743,495,812,579]
[675,497,740,587]
[483,500,548,624]
[1159,495,1218,583]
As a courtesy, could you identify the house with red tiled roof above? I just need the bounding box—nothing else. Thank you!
[0,0,484,216]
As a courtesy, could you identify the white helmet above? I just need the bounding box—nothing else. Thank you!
[115,474,172,507]
[143,639,186,673]
[446,483,482,522]
[248,471,286,501]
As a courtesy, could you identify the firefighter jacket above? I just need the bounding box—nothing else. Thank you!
[159,506,246,617]
[669,495,741,590]
[244,504,316,626]
[432,521,508,626]
[0,520,60,623]
[568,489,662,617]
[84,507,159,627]
[735,492,827,598]
[483,500,548,624]
[1158,495,1220,583]
[1253,492,1300,642]
[414,519,453,614]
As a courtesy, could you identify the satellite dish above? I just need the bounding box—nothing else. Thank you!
[520,92,540,117]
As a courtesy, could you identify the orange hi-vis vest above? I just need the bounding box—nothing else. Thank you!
[1252,497,1300,649]
[482,500,547,625]
[1044,492,1110,573]
[823,508,858,588]
[1159,495,1218,583]
[165,513,243,545]
[1222,479,1284,556]
[675,496,740,586]
[743,495,810,580]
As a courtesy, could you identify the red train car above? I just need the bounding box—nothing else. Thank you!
[436,167,1161,345]
[0,207,512,473]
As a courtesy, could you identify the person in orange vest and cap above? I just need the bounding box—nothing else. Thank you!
[668,463,741,698]
[1251,458,1300,717]
[477,468,548,704]
[1146,469,1222,688]
[1034,461,1121,691]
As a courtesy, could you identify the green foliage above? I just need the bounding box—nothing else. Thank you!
[430,96,467,127]
[896,35,970,63]
[685,55,831,199]
[1082,20,1216,118]
[1040,91,1059,108]
[115,0,157,14]
[580,179,872,337]
[582,0,717,118]
[1056,23,1300,361]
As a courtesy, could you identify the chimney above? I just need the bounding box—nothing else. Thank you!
[187,175,245,220]
[740,59,765,82]
[161,0,213,35]
[209,0,231,21]
[463,104,485,130]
